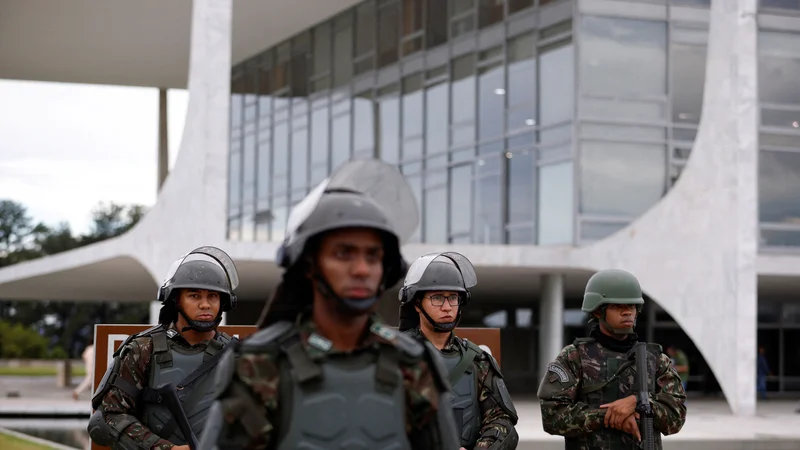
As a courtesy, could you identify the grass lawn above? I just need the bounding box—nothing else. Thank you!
[0,366,86,377]
[0,430,56,450]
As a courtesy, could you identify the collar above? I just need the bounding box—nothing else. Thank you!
[166,322,218,348]
[589,324,638,353]
[409,327,459,353]
[293,312,397,358]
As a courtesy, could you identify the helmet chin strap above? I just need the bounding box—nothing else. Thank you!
[418,304,461,333]
[177,307,222,333]
[312,273,382,314]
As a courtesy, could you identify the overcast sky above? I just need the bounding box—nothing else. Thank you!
[0,80,189,235]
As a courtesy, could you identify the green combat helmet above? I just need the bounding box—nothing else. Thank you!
[581,269,644,335]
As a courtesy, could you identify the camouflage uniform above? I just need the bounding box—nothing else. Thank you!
[209,313,452,449]
[405,328,517,449]
[537,269,686,449]
[100,324,229,449]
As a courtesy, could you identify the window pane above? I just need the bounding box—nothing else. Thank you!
[425,185,448,243]
[478,64,505,140]
[761,108,800,130]
[332,114,351,170]
[473,154,503,244]
[672,42,708,124]
[760,229,800,247]
[478,0,504,29]
[583,97,665,121]
[313,23,331,74]
[271,203,288,242]
[379,96,400,163]
[426,82,449,155]
[580,141,666,216]
[581,221,627,242]
[291,127,308,190]
[231,77,244,128]
[759,31,800,105]
[450,164,473,236]
[508,32,537,111]
[541,43,574,126]
[403,74,424,139]
[228,218,241,241]
[354,92,376,153]
[243,134,256,204]
[538,161,573,245]
[508,225,534,245]
[761,0,800,9]
[355,2,375,57]
[581,16,667,96]
[378,2,400,67]
[334,15,353,87]
[759,150,800,224]
[257,133,271,200]
[508,149,535,224]
[581,123,666,141]
[273,122,289,180]
[407,174,423,243]
[426,0,448,48]
[509,0,534,15]
[229,151,242,210]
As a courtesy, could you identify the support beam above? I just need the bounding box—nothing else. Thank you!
[157,88,169,193]
[539,274,564,378]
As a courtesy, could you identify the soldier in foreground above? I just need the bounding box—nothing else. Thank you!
[537,269,686,449]
[199,159,461,450]
[88,246,241,450]
[399,252,519,450]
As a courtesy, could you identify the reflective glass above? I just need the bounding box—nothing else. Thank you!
[581,221,627,242]
[354,93,376,153]
[273,121,289,179]
[407,174,423,243]
[759,150,800,224]
[508,225,534,245]
[403,75,424,138]
[508,33,537,131]
[473,154,503,244]
[243,134,256,204]
[507,149,535,224]
[355,2,375,57]
[580,141,667,217]
[256,135,271,200]
[271,203,288,242]
[229,151,242,210]
[581,16,667,96]
[672,43,708,124]
[581,123,666,141]
[311,106,329,173]
[759,31,800,105]
[761,0,800,9]
[379,96,401,163]
[761,229,800,247]
[426,0,448,48]
[509,0,534,14]
[313,23,331,74]
[378,1,400,67]
[228,218,241,241]
[291,128,308,190]
[450,164,473,236]
[583,97,665,121]
[478,0,504,28]
[334,15,353,86]
[538,162,574,245]
[669,0,711,6]
[540,43,574,127]
[424,185,448,243]
[478,64,505,139]
[332,114,352,170]
[426,82,449,155]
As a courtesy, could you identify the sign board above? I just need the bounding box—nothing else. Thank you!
[91,324,501,449]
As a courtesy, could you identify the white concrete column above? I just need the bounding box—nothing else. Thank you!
[157,88,169,193]
[539,274,565,379]
[220,312,227,326]
[149,301,161,325]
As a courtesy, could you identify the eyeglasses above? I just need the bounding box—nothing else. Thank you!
[425,294,460,307]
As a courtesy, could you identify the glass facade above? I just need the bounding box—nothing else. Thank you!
[228,0,800,250]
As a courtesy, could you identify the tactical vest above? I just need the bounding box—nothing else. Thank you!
[274,332,412,450]
[140,328,232,445]
[441,338,482,449]
[568,337,663,450]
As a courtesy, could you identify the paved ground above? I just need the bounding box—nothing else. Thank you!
[3,375,800,449]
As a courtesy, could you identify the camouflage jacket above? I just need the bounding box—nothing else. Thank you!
[209,313,455,450]
[537,332,686,450]
[405,327,518,449]
[100,324,224,450]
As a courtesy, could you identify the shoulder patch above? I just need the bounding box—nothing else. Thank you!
[381,326,425,358]
[548,363,570,383]
[240,320,294,351]
[166,328,178,339]
[573,337,595,346]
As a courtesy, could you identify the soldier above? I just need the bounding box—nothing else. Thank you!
[88,246,241,450]
[199,159,461,450]
[398,252,519,450]
[537,269,686,449]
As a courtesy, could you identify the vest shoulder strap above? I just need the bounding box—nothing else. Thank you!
[240,320,294,351]
[112,324,164,358]
[369,322,425,359]
[573,337,595,346]
[447,339,481,387]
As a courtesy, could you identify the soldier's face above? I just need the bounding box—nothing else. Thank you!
[600,303,637,329]
[416,291,460,324]
[316,228,385,300]
[177,288,221,321]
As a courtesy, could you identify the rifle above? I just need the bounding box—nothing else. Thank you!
[634,342,656,450]
[154,383,200,450]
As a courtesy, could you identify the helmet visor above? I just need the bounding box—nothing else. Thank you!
[163,246,239,290]
[403,252,477,289]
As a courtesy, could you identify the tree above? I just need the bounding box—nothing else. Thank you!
[0,200,150,357]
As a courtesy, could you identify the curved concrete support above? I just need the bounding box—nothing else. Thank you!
[577,0,759,416]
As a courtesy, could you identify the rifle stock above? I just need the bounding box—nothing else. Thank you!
[634,342,656,450]
[155,384,200,450]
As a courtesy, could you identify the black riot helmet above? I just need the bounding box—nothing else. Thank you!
[398,252,477,333]
[259,159,419,327]
[157,246,239,333]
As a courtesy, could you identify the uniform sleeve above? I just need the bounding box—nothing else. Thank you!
[211,353,279,450]
[474,358,517,448]
[536,345,605,438]
[101,339,174,450]
[650,353,687,435]
[402,355,463,450]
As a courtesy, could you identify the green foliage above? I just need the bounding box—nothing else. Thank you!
[0,320,48,358]
[0,199,149,359]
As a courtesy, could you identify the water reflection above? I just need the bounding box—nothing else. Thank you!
[0,419,89,450]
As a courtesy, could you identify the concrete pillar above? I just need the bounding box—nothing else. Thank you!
[539,274,565,379]
[157,88,169,193]
[149,301,161,325]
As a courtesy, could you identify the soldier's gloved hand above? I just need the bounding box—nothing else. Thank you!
[600,394,637,429]
[620,413,641,441]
